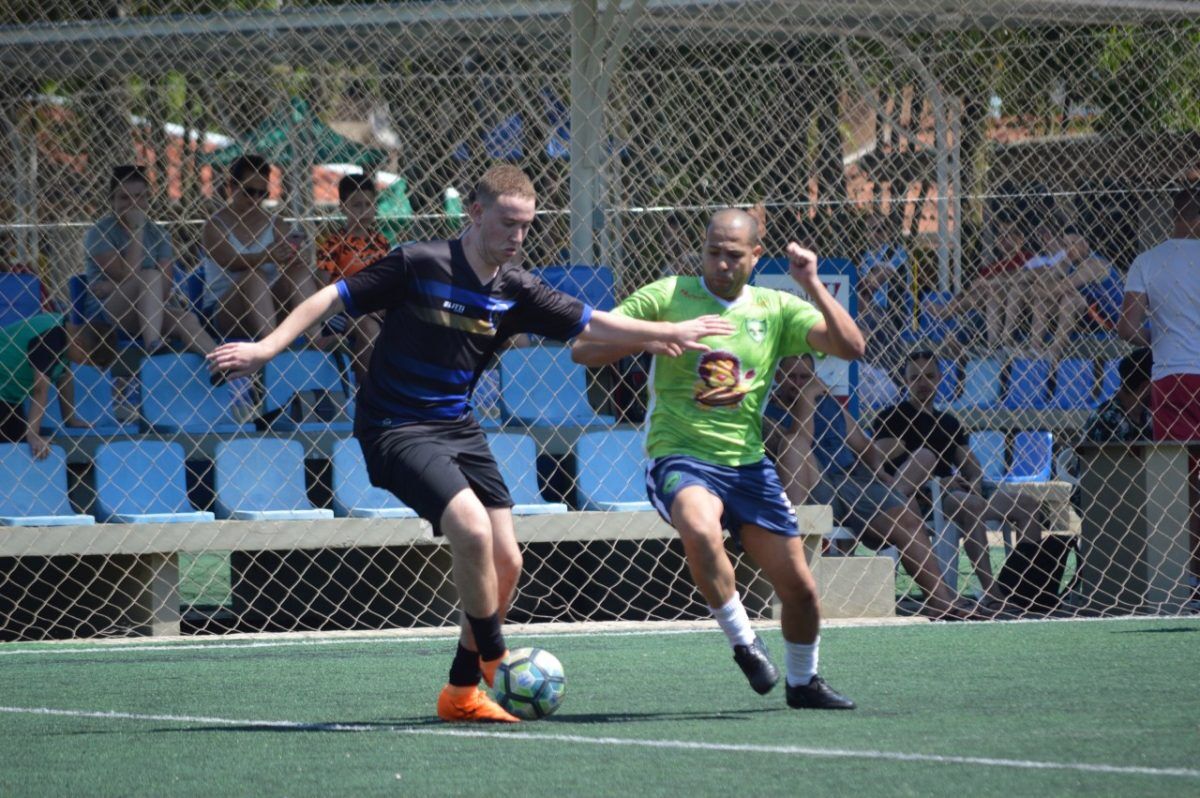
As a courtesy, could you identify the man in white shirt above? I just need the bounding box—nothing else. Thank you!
[1119,183,1200,598]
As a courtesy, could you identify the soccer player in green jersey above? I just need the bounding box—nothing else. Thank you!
[572,208,864,709]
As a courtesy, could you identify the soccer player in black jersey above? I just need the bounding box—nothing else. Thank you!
[208,165,733,722]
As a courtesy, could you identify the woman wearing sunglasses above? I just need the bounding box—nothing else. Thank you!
[200,155,320,343]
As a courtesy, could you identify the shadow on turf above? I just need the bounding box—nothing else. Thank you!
[1111,626,1200,635]
[131,707,782,736]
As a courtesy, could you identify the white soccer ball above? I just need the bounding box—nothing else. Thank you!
[489,647,566,720]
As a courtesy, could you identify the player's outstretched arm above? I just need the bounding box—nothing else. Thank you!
[206,283,343,379]
[787,243,866,361]
[570,311,734,367]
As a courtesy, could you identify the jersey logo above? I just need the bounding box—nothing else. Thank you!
[693,350,754,409]
[663,471,683,494]
[745,318,767,342]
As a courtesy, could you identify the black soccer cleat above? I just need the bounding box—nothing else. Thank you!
[732,635,781,695]
[785,674,856,710]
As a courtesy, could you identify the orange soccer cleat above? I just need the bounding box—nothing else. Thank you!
[479,650,508,688]
[436,684,520,723]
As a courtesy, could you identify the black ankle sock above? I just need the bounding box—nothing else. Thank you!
[464,612,506,662]
[448,643,483,687]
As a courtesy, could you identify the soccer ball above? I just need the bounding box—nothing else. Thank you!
[489,647,566,720]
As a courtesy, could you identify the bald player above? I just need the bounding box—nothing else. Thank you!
[572,209,865,709]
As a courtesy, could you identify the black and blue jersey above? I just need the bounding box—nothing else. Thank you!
[336,238,592,432]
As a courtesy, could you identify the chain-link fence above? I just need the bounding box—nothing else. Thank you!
[0,0,1197,639]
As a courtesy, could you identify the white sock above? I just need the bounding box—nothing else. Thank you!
[709,594,755,648]
[785,637,820,687]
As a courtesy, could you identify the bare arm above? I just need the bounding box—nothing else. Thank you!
[92,223,146,284]
[767,395,820,506]
[206,284,343,378]
[56,369,87,428]
[1117,291,1150,347]
[845,412,889,475]
[788,244,866,361]
[571,310,733,366]
[25,371,51,459]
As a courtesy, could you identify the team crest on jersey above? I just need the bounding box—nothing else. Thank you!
[693,350,755,409]
[745,318,767,342]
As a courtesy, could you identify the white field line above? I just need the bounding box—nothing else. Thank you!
[1,705,1196,780]
[1,613,1193,659]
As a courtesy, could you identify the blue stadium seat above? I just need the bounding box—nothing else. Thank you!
[1099,357,1122,403]
[1003,358,1051,410]
[262,350,352,433]
[968,430,1007,484]
[1004,430,1053,483]
[950,358,1003,410]
[329,438,417,519]
[487,432,568,515]
[0,273,43,328]
[934,358,959,408]
[1052,358,1097,410]
[0,443,94,526]
[93,440,214,523]
[499,345,614,429]
[918,291,958,343]
[213,438,333,520]
[35,364,138,437]
[574,428,653,512]
[532,265,617,312]
[140,353,254,434]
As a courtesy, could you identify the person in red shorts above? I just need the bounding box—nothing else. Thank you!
[1119,183,1200,600]
[315,174,392,380]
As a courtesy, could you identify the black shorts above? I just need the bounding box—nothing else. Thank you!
[356,415,512,528]
[0,401,26,443]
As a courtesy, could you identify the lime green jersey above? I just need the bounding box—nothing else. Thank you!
[614,276,822,466]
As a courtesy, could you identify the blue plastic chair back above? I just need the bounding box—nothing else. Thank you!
[37,364,137,436]
[1003,358,1051,410]
[1099,358,1122,402]
[141,353,252,434]
[1052,358,1097,410]
[94,440,196,517]
[532,265,617,312]
[487,433,545,505]
[934,358,959,407]
[499,345,612,428]
[969,431,1007,484]
[951,358,1002,410]
[0,443,77,517]
[262,350,346,413]
[330,438,412,516]
[575,428,651,510]
[918,292,958,342]
[214,438,318,517]
[0,273,43,327]
[1006,431,1053,483]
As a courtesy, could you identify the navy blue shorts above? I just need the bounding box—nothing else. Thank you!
[646,454,798,543]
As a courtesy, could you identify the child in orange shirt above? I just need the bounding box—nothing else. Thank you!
[316,174,391,380]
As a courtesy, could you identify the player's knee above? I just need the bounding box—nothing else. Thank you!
[777,569,818,607]
[496,545,523,583]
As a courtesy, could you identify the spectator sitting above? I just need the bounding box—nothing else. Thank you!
[928,209,1032,350]
[199,155,320,342]
[315,173,391,381]
[0,315,109,459]
[83,165,215,356]
[874,349,1044,610]
[1027,226,1124,358]
[1082,348,1153,443]
[765,353,973,620]
[993,214,1067,350]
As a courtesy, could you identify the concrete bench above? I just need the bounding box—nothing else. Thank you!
[0,505,899,640]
